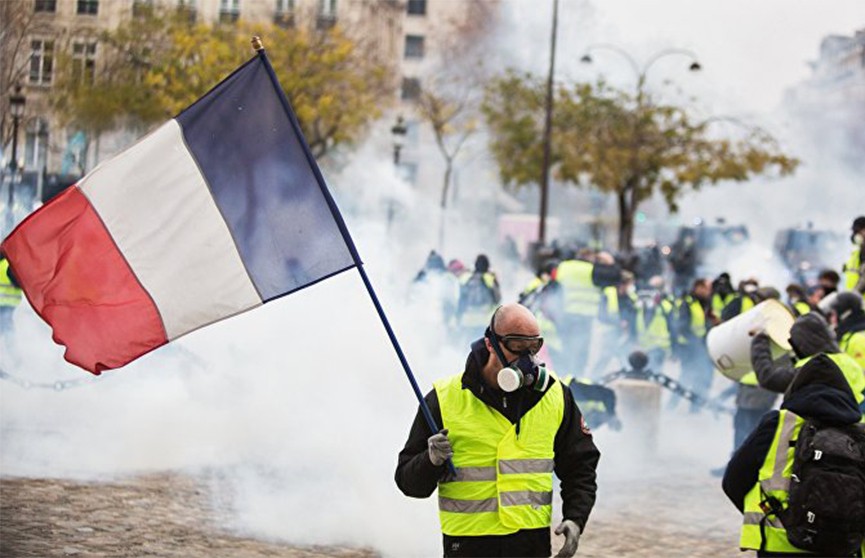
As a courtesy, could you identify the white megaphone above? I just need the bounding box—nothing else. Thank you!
[706,299,795,381]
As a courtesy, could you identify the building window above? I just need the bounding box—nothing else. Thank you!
[25,120,50,172]
[219,0,240,23]
[404,35,425,59]
[177,0,197,23]
[29,39,54,85]
[317,0,336,29]
[72,41,98,84]
[274,0,295,26]
[132,0,154,18]
[407,0,426,16]
[77,0,98,15]
[401,77,420,101]
[398,161,418,185]
[34,0,57,12]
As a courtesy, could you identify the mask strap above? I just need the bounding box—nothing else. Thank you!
[485,306,510,367]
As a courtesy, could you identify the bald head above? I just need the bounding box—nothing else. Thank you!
[492,303,540,337]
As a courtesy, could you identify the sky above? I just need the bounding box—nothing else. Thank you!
[497,0,865,249]
[1,2,864,557]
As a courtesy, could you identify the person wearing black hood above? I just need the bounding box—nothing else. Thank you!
[722,354,865,556]
[750,312,865,403]
[395,303,599,558]
[829,291,865,372]
[843,215,865,294]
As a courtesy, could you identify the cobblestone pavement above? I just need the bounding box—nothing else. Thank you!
[0,474,376,558]
[2,460,742,558]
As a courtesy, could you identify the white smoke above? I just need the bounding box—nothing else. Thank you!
[2,2,864,556]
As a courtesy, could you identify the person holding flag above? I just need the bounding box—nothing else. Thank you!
[396,303,599,558]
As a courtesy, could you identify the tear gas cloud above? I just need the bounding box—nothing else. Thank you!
[2,1,864,556]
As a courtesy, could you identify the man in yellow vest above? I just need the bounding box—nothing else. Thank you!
[554,250,621,376]
[455,254,501,347]
[0,252,23,335]
[722,354,865,556]
[396,303,600,558]
[843,216,865,294]
[671,278,714,412]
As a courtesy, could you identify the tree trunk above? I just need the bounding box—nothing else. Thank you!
[438,161,453,251]
[617,190,635,253]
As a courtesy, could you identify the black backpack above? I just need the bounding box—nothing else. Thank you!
[782,418,865,556]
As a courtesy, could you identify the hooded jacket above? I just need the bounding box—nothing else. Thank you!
[837,302,865,340]
[395,339,600,536]
[722,353,862,512]
[749,312,839,394]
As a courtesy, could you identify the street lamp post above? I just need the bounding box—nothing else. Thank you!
[7,83,26,231]
[580,45,701,104]
[388,115,408,230]
[579,45,700,252]
[538,0,559,247]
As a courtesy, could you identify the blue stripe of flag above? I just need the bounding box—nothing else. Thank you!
[175,57,355,302]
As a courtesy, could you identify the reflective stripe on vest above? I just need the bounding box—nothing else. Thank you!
[740,410,805,553]
[0,258,22,308]
[556,260,601,317]
[434,373,564,536]
[845,247,861,291]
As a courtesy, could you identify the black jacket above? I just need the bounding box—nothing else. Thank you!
[722,353,862,512]
[395,340,600,539]
[750,313,840,394]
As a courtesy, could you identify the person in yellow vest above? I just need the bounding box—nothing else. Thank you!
[784,283,813,317]
[750,312,864,402]
[455,254,501,347]
[828,291,865,372]
[519,260,566,371]
[722,355,865,556]
[711,272,735,322]
[843,215,865,294]
[720,278,759,322]
[634,275,677,373]
[589,270,637,378]
[0,252,23,335]
[553,250,621,377]
[395,303,600,558]
[671,278,714,412]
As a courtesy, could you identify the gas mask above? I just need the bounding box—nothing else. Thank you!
[485,317,550,393]
[496,353,551,393]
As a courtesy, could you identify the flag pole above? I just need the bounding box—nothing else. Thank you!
[252,37,451,463]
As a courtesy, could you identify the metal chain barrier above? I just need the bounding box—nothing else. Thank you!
[0,366,101,391]
[600,367,735,416]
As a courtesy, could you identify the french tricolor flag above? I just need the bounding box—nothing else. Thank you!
[1,52,358,374]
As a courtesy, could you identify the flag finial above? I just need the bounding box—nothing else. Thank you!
[251,36,264,52]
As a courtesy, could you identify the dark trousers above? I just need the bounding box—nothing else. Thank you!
[443,528,551,557]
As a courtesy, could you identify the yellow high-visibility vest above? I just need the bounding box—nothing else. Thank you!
[739,410,806,553]
[844,247,862,291]
[0,257,22,308]
[434,373,564,536]
[556,260,601,317]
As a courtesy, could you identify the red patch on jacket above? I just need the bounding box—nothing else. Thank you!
[580,416,592,436]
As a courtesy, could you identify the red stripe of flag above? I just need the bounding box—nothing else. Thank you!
[1,187,167,374]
